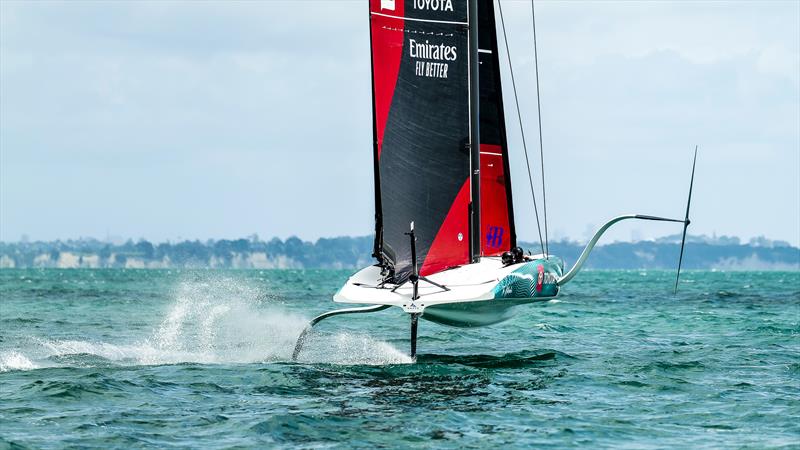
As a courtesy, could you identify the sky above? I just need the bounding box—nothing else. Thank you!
[1,0,798,246]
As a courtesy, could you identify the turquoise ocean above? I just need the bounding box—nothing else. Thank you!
[1,269,798,448]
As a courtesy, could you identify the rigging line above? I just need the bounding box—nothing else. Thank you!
[531,0,549,258]
[497,0,545,257]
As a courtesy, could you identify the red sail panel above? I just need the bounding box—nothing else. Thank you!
[480,145,512,255]
[370,1,404,158]
[421,178,470,276]
[368,0,472,282]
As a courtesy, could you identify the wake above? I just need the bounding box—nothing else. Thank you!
[0,276,410,372]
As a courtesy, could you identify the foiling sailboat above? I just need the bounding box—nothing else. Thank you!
[293,0,697,361]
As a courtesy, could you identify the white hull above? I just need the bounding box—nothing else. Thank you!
[334,256,563,328]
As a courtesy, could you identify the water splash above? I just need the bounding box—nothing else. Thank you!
[2,275,410,369]
[296,331,412,365]
[0,350,37,372]
[144,276,410,365]
[143,276,310,364]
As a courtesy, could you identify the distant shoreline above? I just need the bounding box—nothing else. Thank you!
[2,235,797,271]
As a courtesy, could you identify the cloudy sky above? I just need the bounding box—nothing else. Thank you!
[1,0,798,246]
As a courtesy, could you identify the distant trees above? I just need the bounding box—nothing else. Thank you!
[135,240,155,259]
[0,235,797,270]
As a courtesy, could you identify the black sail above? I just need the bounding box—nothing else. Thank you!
[369,0,472,282]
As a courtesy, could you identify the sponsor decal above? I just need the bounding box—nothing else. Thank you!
[486,226,504,248]
[409,40,458,61]
[457,232,463,242]
[381,0,395,11]
[413,0,453,11]
[536,264,544,292]
[410,39,456,79]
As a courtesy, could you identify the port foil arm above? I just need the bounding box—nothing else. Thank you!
[557,214,685,286]
[291,304,392,361]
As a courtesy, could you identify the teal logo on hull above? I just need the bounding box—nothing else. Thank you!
[493,258,563,300]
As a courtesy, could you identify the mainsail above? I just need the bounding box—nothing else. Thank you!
[369,0,514,281]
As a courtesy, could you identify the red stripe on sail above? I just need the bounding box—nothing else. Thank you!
[370,0,404,159]
[480,144,512,255]
[420,178,471,276]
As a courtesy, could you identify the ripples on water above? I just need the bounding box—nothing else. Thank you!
[0,269,798,448]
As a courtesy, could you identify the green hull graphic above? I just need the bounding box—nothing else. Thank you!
[493,257,563,299]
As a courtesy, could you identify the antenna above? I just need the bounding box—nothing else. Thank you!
[674,145,698,294]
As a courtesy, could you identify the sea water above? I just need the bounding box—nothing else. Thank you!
[0,269,797,448]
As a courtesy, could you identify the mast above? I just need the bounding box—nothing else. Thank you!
[368,1,383,264]
[468,0,481,263]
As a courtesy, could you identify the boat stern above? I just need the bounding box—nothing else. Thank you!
[492,257,563,300]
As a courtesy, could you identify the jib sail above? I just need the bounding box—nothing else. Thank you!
[478,0,515,256]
